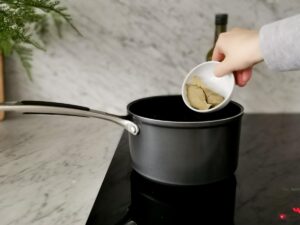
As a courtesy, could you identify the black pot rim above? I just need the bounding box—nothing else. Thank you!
[127,95,244,128]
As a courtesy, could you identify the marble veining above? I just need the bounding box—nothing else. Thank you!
[0,115,123,225]
[4,0,300,114]
[2,1,300,225]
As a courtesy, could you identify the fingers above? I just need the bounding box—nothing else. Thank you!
[213,47,253,87]
[210,28,259,87]
[234,68,252,87]
[214,58,234,77]
[212,38,235,77]
[212,45,225,62]
[212,37,234,77]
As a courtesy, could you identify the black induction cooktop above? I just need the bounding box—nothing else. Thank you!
[86,114,300,225]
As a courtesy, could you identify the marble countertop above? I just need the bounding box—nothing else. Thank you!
[0,114,123,225]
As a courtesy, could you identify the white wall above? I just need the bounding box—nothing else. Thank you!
[5,0,300,114]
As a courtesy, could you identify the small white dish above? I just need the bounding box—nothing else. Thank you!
[182,61,235,113]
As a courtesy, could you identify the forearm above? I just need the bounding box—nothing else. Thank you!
[259,14,300,71]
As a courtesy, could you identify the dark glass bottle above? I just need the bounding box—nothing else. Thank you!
[206,14,228,61]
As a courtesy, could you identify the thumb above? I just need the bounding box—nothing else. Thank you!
[214,58,234,77]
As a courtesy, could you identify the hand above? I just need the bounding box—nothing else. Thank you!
[212,28,263,87]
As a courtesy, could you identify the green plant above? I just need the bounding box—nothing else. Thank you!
[0,0,79,79]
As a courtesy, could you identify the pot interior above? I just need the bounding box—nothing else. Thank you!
[128,95,243,122]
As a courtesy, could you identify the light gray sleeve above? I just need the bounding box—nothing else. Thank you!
[259,14,300,71]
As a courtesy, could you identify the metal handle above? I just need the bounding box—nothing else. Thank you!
[0,101,139,135]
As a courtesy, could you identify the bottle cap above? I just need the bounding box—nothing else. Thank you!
[215,14,228,25]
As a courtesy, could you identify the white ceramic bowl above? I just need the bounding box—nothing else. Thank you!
[182,61,235,113]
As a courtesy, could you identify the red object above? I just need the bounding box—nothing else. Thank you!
[279,213,287,220]
[292,207,300,214]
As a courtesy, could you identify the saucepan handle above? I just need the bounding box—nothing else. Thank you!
[0,101,139,135]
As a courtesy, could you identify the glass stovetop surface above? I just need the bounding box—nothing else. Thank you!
[86,115,300,225]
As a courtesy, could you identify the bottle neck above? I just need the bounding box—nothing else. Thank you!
[214,24,227,44]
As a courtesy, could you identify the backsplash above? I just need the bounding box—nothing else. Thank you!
[5,0,300,113]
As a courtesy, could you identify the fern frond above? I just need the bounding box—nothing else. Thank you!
[51,12,63,38]
[0,0,80,79]
[34,14,49,42]
[14,44,33,80]
[23,0,82,36]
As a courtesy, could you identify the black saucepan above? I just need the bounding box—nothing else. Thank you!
[0,95,243,185]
